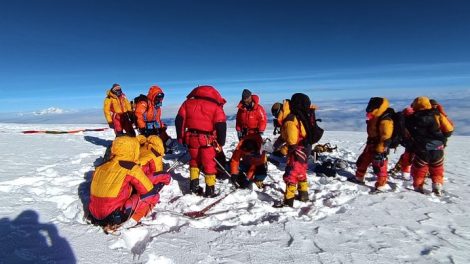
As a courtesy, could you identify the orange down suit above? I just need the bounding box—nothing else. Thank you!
[236,94,267,136]
[230,134,267,181]
[135,86,165,131]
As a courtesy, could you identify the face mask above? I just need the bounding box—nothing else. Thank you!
[112,89,122,97]
[154,93,164,108]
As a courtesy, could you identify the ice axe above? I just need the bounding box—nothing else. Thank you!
[214,157,240,188]
[164,151,190,173]
[182,157,238,218]
[183,188,237,218]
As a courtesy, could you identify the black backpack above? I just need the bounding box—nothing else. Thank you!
[309,108,324,144]
[134,94,148,105]
[132,94,149,127]
[284,108,324,146]
[379,108,406,149]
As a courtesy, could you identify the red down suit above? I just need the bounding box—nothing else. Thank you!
[175,85,227,188]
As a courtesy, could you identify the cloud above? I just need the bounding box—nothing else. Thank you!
[1,93,467,136]
[33,107,66,115]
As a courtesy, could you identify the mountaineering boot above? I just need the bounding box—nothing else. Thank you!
[372,184,388,194]
[204,185,217,198]
[238,176,251,189]
[190,179,203,195]
[432,183,443,196]
[274,184,297,208]
[297,191,309,202]
[204,174,217,197]
[414,185,425,194]
[189,167,203,195]
[284,198,294,207]
[354,176,365,184]
[297,181,309,201]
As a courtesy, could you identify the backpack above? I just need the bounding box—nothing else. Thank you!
[407,109,447,150]
[314,159,336,177]
[309,108,324,144]
[379,108,406,149]
[284,109,324,146]
[134,94,148,105]
[132,94,149,127]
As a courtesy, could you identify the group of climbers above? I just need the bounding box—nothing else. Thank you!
[104,84,172,146]
[95,82,455,230]
[95,84,270,229]
[353,96,454,196]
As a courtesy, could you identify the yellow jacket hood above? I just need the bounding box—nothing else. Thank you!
[369,97,390,118]
[412,96,432,111]
[106,90,118,99]
[111,136,140,162]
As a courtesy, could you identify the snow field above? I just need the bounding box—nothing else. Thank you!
[0,123,469,263]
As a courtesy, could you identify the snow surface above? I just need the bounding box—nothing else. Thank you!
[0,123,469,264]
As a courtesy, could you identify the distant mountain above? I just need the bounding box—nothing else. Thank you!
[0,96,468,135]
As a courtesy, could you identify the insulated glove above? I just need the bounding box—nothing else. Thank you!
[159,125,167,133]
[237,131,243,140]
[230,174,240,188]
[138,128,151,136]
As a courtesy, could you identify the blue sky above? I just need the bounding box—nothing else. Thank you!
[1,0,469,113]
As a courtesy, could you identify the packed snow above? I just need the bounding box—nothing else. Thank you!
[0,123,469,263]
